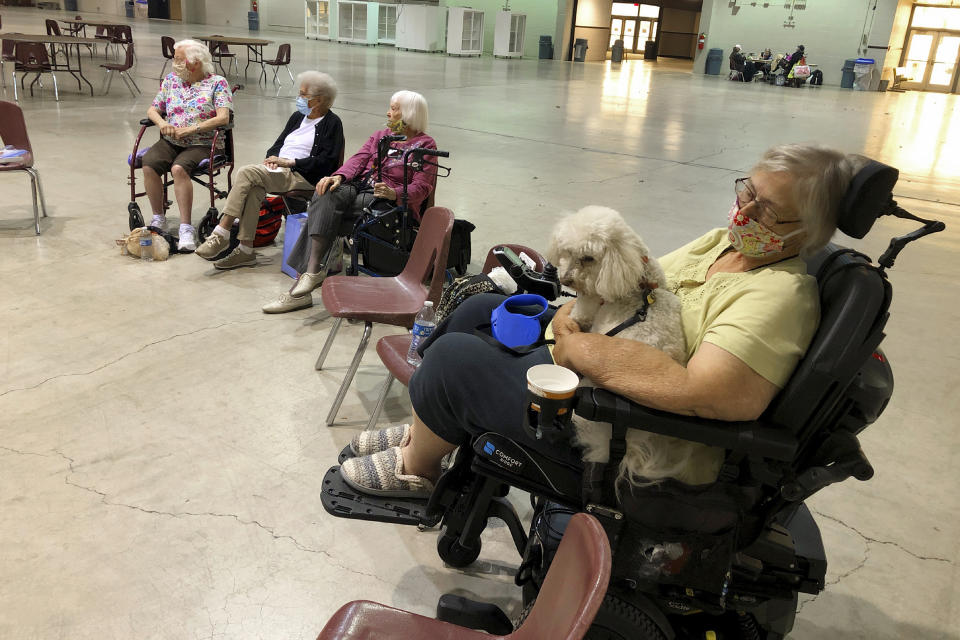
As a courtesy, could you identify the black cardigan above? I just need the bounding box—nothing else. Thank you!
[266,110,345,186]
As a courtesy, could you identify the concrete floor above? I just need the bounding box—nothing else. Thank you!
[1,7,958,639]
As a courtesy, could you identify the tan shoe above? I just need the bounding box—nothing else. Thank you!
[195,230,231,260]
[290,271,327,297]
[262,292,313,314]
[214,247,257,270]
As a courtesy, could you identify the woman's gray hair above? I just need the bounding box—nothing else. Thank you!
[297,70,337,104]
[752,144,870,254]
[173,39,215,76]
[391,90,429,133]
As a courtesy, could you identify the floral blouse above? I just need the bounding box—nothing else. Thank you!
[151,72,233,148]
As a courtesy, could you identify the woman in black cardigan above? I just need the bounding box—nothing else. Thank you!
[194,71,345,269]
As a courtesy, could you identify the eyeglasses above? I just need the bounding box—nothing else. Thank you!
[298,91,319,99]
[734,177,801,228]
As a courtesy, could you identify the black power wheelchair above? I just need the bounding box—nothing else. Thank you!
[319,161,944,639]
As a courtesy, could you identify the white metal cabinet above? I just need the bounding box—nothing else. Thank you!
[305,0,331,40]
[395,5,447,53]
[447,7,484,56]
[494,10,525,58]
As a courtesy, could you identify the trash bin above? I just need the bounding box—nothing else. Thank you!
[704,48,723,75]
[539,35,553,60]
[841,58,857,89]
[573,38,588,62]
[611,39,624,63]
[643,39,657,60]
[853,57,875,91]
[64,0,78,10]
[125,0,134,18]
[248,11,260,31]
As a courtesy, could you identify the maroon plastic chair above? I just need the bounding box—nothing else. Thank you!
[216,42,237,76]
[316,513,611,640]
[0,100,49,234]
[1,34,19,89]
[101,42,139,96]
[12,42,59,102]
[366,244,548,430]
[262,43,293,85]
[159,35,175,78]
[317,207,454,426]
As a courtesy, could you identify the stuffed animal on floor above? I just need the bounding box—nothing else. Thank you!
[547,206,723,487]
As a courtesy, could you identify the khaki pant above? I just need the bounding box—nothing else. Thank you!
[223,164,314,242]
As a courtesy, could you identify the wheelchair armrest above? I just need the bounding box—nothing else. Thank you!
[574,388,798,461]
[140,119,155,127]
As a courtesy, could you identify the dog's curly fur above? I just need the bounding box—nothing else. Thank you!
[547,206,722,487]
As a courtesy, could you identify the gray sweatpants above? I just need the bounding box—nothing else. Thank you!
[286,184,378,274]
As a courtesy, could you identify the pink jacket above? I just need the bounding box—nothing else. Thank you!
[334,128,438,218]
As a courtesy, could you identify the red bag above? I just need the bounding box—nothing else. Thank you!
[254,196,285,247]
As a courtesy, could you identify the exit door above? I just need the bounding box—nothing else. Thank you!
[903,30,960,92]
[609,17,657,54]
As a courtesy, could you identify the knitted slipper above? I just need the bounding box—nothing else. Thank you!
[340,446,435,499]
[349,423,411,458]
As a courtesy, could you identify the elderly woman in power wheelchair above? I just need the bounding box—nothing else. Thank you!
[317,144,945,639]
[263,89,443,314]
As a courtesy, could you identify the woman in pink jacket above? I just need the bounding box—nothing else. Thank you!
[264,90,437,314]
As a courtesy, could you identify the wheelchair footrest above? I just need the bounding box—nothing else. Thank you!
[320,465,442,527]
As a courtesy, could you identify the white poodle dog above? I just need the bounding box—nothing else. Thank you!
[547,206,722,487]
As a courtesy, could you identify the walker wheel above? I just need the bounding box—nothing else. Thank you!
[127,202,143,231]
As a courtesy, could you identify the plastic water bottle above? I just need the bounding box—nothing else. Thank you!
[140,228,153,262]
[406,301,437,366]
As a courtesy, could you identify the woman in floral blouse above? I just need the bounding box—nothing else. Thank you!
[143,39,233,251]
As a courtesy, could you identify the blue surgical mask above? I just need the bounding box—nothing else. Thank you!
[296,96,312,116]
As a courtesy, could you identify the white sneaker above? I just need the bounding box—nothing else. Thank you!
[150,214,167,231]
[177,225,197,252]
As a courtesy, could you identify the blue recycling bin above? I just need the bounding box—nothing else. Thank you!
[125,0,134,18]
[705,48,723,75]
[248,11,260,31]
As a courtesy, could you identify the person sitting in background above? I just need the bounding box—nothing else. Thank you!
[262,90,437,314]
[143,39,232,252]
[194,71,344,269]
[729,44,747,81]
[758,48,773,79]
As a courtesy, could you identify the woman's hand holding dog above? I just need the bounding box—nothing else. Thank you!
[552,301,583,370]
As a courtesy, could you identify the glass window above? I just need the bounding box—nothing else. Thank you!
[911,6,960,30]
[612,3,640,17]
[639,3,659,18]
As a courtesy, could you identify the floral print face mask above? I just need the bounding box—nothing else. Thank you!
[727,202,803,257]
